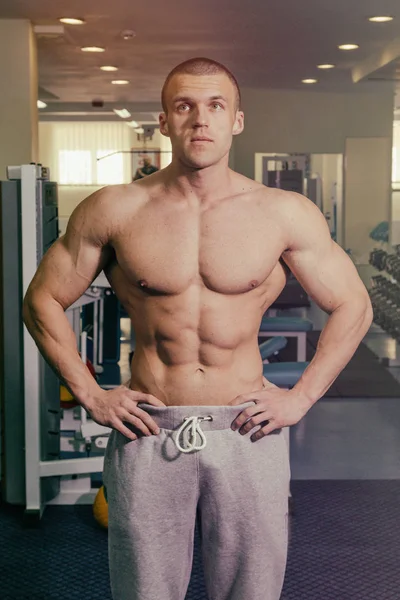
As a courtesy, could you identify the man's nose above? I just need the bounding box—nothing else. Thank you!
[192,106,209,128]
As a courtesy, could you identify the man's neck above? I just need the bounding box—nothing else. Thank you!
[165,157,233,206]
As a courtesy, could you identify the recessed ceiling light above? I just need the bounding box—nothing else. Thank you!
[302,79,318,84]
[121,30,136,40]
[111,80,129,85]
[126,120,139,128]
[100,66,118,71]
[37,100,47,109]
[135,127,145,134]
[59,18,85,25]
[317,64,336,69]
[369,16,394,23]
[113,108,131,119]
[81,46,105,53]
[338,44,359,50]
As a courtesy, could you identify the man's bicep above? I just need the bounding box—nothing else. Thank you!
[26,192,112,309]
[281,196,368,313]
[25,235,110,310]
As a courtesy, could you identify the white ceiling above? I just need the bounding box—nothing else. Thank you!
[2,0,400,121]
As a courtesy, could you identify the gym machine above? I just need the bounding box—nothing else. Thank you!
[0,165,60,510]
[0,165,112,520]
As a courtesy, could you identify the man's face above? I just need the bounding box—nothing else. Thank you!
[159,73,244,170]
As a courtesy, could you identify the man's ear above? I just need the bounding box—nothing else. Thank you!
[232,111,244,136]
[159,113,169,137]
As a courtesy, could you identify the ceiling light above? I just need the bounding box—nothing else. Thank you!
[37,100,47,109]
[121,30,136,40]
[338,44,359,50]
[317,64,335,69]
[111,80,129,85]
[302,79,318,84]
[369,16,394,23]
[100,66,118,71]
[126,121,139,128]
[113,108,131,119]
[134,127,145,134]
[59,18,85,25]
[81,46,105,53]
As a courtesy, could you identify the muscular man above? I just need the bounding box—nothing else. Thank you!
[23,58,373,600]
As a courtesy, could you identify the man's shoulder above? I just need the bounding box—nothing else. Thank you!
[253,187,322,237]
[260,189,328,249]
[258,186,314,213]
[71,183,150,234]
[84,183,149,211]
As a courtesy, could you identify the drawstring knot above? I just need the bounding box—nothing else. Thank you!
[174,415,213,453]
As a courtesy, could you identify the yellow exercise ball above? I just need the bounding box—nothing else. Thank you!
[93,485,108,529]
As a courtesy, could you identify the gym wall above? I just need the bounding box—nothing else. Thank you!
[233,87,394,178]
[233,87,394,258]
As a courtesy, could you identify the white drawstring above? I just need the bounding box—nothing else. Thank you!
[174,415,214,453]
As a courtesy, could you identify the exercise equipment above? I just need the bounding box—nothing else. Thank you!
[81,288,121,366]
[259,316,313,361]
[93,485,108,529]
[263,361,309,387]
[369,274,400,340]
[369,248,388,271]
[259,336,288,361]
[0,164,60,509]
[369,221,389,243]
[0,164,112,520]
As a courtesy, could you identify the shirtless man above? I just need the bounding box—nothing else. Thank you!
[23,58,373,600]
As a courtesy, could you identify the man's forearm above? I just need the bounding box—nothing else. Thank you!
[293,297,373,409]
[23,293,102,410]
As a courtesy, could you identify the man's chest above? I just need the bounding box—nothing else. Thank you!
[111,201,286,295]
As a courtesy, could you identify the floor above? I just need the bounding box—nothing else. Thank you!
[1,479,400,599]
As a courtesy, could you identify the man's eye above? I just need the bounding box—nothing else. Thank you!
[178,104,190,111]
[212,103,223,110]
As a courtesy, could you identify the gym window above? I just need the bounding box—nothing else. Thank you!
[59,150,92,185]
[41,122,132,185]
[96,150,124,185]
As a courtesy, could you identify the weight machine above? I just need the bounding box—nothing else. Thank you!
[0,165,111,521]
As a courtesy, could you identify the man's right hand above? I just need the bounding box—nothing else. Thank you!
[88,386,166,440]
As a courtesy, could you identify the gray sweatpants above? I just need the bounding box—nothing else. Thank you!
[103,401,290,600]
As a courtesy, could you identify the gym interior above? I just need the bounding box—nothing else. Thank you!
[1,3,400,599]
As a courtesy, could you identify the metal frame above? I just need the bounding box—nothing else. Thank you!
[17,165,112,514]
[21,165,42,514]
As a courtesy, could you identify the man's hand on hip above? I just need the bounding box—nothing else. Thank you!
[88,387,166,440]
[228,379,309,442]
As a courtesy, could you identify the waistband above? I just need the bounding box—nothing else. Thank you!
[138,401,281,454]
[137,401,259,430]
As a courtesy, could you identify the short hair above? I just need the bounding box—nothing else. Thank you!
[161,57,241,113]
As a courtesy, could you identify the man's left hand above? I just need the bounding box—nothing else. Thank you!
[228,379,310,442]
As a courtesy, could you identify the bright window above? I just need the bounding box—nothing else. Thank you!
[59,150,92,185]
[97,150,124,185]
